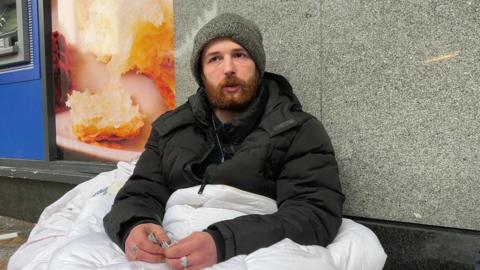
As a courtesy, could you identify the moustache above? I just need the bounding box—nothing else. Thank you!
[220,76,247,88]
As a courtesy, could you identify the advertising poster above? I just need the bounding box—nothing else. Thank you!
[52,0,176,161]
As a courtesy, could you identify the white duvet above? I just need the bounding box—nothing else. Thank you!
[8,161,386,270]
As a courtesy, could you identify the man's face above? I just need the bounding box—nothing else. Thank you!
[201,38,259,112]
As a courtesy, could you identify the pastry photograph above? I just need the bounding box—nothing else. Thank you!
[52,0,176,161]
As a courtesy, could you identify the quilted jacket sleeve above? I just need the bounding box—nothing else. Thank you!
[103,126,171,250]
[208,118,345,260]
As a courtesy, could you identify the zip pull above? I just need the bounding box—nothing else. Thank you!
[198,176,207,194]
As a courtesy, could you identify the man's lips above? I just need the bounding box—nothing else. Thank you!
[222,85,241,93]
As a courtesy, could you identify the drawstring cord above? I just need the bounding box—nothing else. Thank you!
[198,113,225,194]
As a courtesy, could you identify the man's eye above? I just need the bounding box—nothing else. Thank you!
[233,52,248,58]
[208,56,221,63]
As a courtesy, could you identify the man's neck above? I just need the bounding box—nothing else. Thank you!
[213,109,242,124]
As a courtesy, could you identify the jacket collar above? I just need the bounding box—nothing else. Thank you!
[212,84,269,143]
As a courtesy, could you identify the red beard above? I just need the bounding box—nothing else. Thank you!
[203,73,259,112]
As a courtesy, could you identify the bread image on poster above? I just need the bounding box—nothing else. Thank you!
[53,0,175,161]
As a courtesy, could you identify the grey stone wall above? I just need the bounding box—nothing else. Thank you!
[173,0,480,231]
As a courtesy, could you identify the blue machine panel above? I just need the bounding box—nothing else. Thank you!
[0,79,45,159]
[0,0,46,160]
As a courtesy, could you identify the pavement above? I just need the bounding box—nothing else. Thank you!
[0,216,34,270]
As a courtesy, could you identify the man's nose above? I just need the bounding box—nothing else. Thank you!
[223,56,236,75]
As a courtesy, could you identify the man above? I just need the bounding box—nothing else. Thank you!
[104,13,344,270]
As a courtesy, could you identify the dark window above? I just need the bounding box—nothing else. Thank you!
[0,0,30,68]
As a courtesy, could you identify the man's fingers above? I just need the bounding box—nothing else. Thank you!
[164,232,204,258]
[164,240,194,258]
[165,255,189,270]
[137,238,165,254]
[164,240,194,269]
[165,252,205,270]
[135,249,166,263]
[125,223,172,263]
[127,244,166,263]
[183,252,204,270]
[149,227,172,246]
[128,223,172,254]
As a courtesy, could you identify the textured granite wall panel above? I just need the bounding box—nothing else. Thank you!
[173,0,480,230]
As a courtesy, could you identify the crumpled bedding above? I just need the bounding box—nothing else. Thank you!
[8,161,386,270]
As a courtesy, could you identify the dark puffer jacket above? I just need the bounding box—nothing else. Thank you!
[103,72,345,260]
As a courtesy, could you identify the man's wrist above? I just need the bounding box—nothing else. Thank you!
[204,228,226,262]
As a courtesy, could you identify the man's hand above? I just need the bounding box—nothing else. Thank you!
[125,223,170,263]
[165,232,217,270]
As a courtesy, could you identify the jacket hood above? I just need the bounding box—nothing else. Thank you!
[261,72,302,114]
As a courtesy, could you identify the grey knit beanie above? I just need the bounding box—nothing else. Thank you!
[191,13,265,87]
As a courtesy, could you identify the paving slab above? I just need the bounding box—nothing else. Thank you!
[0,216,34,270]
